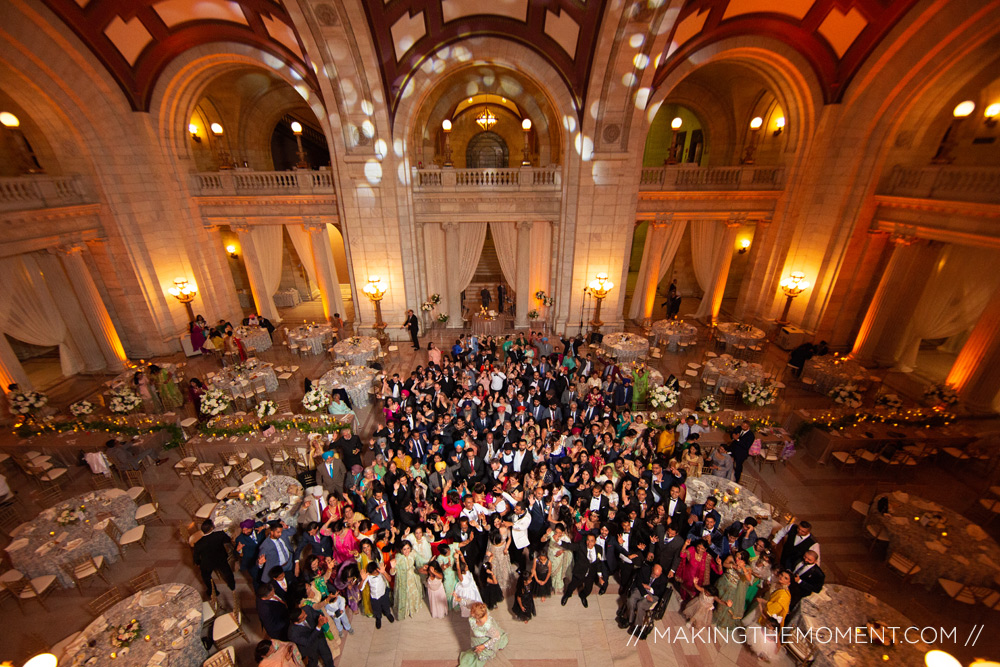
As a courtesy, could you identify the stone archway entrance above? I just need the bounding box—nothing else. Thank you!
[466,131,509,168]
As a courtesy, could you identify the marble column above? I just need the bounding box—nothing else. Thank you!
[234,223,281,323]
[443,222,462,328]
[851,238,941,366]
[0,335,32,391]
[305,220,347,322]
[629,221,666,322]
[515,221,533,328]
[947,285,1000,413]
[57,243,127,371]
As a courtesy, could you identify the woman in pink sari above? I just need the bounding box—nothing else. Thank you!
[330,520,359,565]
[676,539,723,602]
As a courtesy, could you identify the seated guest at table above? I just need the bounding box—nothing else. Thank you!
[726,517,759,551]
[255,638,304,667]
[680,441,704,477]
[328,393,356,420]
[772,519,817,570]
[257,586,292,642]
[621,563,667,631]
[788,549,824,613]
[261,520,296,583]
[787,342,815,377]
[288,606,336,667]
[237,519,264,583]
[193,519,237,593]
[706,445,735,480]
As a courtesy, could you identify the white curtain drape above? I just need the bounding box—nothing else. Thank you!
[450,222,488,294]
[423,224,447,300]
[896,245,1000,369]
[284,225,319,292]
[628,220,687,320]
[0,254,83,377]
[251,225,284,296]
[489,222,519,288]
[691,221,739,321]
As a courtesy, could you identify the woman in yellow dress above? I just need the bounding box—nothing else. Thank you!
[355,539,376,617]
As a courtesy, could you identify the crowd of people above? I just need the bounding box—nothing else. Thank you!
[187,329,825,666]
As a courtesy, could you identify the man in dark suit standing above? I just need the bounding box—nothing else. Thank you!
[256,584,290,641]
[288,606,336,667]
[663,485,687,524]
[656,523,685,577]
[726,420,755,482]
[402,309,420,350]
[192,519,236,593]
[480,286,491,308]
[527,486,549,546]
[773,519,817,570]
[497,283,506,313]
[366,484,394,529]
[788,549,825,613]
[316,450,346,497]
[561,533,606,608]
[458,446,486,485]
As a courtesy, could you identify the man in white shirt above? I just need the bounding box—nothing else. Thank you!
[360,561,394,628]
[675,415,705,444]
[490,370,506,393]
[510,503,532,570]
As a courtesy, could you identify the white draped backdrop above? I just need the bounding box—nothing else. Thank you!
[251,225,284,298]
[284,224,319,292]
[628,220,687,320]
[490,222,518,288]
[691,221,739,321]
[896,244,1000,370]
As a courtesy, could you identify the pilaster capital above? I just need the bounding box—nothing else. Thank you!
[648,213,673,229]
[303,217,327,233]
[726,213,748,228]
[441,222,460,232]
[49,242,87,256]
[231,220,252,234]
[516,220,534,231]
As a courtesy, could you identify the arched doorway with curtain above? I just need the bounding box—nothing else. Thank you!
[466,131,509,168]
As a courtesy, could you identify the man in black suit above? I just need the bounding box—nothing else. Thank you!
[402,309,420,350]
[561,533,605,608]
[663,485,687,524]
[727,420,755,482]
[192,519,236,594]
[621,563,667,630]
[288,606,335,667]
[656,523,685,577]
[497,283,506,313]
[458,446,486,485]
[510,439,534,474]
[336,427,364,470]
[788,549,825,612]
[584,485,611,523]
[256,584,290,641]
[687,515,721,546]
[366,484,394,529]
[774,519,816,570]
[527,486,549,546]
[446,516,485,563]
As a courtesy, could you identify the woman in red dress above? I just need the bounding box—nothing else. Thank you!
[676,539,723,602]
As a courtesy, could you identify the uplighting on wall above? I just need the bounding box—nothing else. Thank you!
[189,123,201,143]
[225,244,238,258]
[773,116,785,136]
[738,238,751,254]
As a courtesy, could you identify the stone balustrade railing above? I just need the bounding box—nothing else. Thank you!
[639,165,784,190]
[412,166,561,191]
[192,169,335,195]
[0,174,90,212]
[882,165,1000,204]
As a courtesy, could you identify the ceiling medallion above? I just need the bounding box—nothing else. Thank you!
[476,106,498,131]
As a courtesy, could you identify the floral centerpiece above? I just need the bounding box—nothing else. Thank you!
[8,389,48,416]
[437,313,449,323]
[347,336,361,346]
[924,383,959,406]
[420,302,434,312]
[57,506,86,526]
[527,310,539,320]
[111,619,142,648]
[429,293,441,305]
[741,381,777,407]
[712,485,741,506]
[534,290,554,307]
[302,388,331,412]
[829,383,863,408]
[875,393,903,410]
[69,400,94,417]
[238,486,263,506]
[200,389,231,416]
[697,395,721,414]
[109,388,142,414]
[649,385,679,409]
[256,400,277,419]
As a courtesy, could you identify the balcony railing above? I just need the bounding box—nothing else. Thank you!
[191,170,335,196]
[412,166,561,191]
[882,165,1000,204]
[0,174,90,212]
[638,165,784,191]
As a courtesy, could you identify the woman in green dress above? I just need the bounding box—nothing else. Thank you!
[458,602,509,667]
[712,550,754,630]
[437,544,459,610]
[150,364,183,409]
[405,525,433,570]
[328,394,357,420]
[355,539,376,617]
[392,541,423,619]
[543,523,573,595]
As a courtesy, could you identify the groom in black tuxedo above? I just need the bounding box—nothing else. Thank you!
[561,533,605,608]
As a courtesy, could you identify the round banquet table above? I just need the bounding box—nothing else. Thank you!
[333,336,380,365]
[472,313,503,336]
[273,288,301,308]
[211,474,304,531]
[6,489,137,588]
[211,361,278,393]
[802,356,872,394]
[651,319,698,350]
[63,583,207,667]
[288,324,333,355]
[715,322,766,351]
[684,474,776,536]
[702,354,765,391]
[602,332,650,362]
[317,365,379,408]
[235,325,272,352]
[798,584,930,667]
[865,491,1000,588]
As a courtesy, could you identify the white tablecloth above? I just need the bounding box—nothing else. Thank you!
[802,356,872,394]
[288,324,334,355]
[684,475,776,535]
[715,322,765,350]
[318,365,379,408]
[235,325,272,352]
[702,354,765,391]
[273,288,301,308]
[333,336,380,365]
[602,332,650,361]
[211,475,304,530]
[211,361,278,394]
[651,320,698,350]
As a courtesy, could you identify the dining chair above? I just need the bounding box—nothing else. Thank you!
[846,570,877,593]
[212,592,248,648]
[885,552,922,581]
[3,572,57,611]
[122,469,150,505]
[174,442,199,482]
[180,492,217,522]
[63,553,110,595]
[89,473,115,490]
[202,470,236,502]
[202,646,237,667]
[86,585,124,617]
[0,503,24,537]
[37,485,65,508]
[128,568,161,593]
[135,487,165,525]
[104,517,147,557]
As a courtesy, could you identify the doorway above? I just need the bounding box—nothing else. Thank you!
[466,132,509,168]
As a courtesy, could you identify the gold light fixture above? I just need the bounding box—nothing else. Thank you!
[188,123,201,143]
[773,116,786,136]
[742,117,764,164]
[23,654,58,667]
[441,119,453,166]
[777,271,810,324]
[1,111,21,128]
[290,120,308,169]
[362,275,389,345]
[210,122,224,136]
[985,103,999,128]
[738,238,751,254]
[225,244,238,258]
[476,106,497,131]
[168,278,198,322]
[671,117,682,130]
[521,118,532,166]
[933,101,976,164]
[1,111,43,173]
[667,117,683,164]
[588,273,615,332]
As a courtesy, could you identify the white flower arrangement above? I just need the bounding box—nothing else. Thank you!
[829,383,863,408]
[430,293,441,304]
[256,400,277,418]
[57,507,85,526]
[110,619,141,648]
[534,290,554,307]
[924,383,959,406]
[697,395,721,414]
[8,390,48,416]
[875,393,903,410]
[200,389,231,416]
[649,385,680,409]
[420,302,433,312]
[347,336,361,346]
[527,310,539,320]
[109,388,142,414]
[70,400,94,417]
[741,381,777,407]
[302,388,331,412]
[437,313,449,323]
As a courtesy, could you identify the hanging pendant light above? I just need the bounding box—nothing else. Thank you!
[476,95,497,131]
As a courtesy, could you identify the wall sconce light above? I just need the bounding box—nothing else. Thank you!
[189,123,201,143]
[666,117,683,164]
[773,116,785,136]
[671,117,682,130]
[441,119,453,167]
[167,278,198,322]
[742,117,764,164]
[953,100,976,119]
[521,118,532,166]
[932,101,975,164]
[1,111,21,128]
[225,244,238,258]
[985,103,999,128]
[290,121,308,169]
[210,122,224,136]
[1,111,44,173]
[738,238,751,254]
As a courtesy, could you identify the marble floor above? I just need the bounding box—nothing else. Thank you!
[2,322,999,666]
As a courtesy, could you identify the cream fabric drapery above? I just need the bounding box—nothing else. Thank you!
[284,224,318,291]
[449,222,488,295]
[691,221,739,321]
[251,225,285,297]
[0,254,83,377]
[628,220,687,320]
[423,224,447,301]
[896,245,1000,370]
[489,222,519,288]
